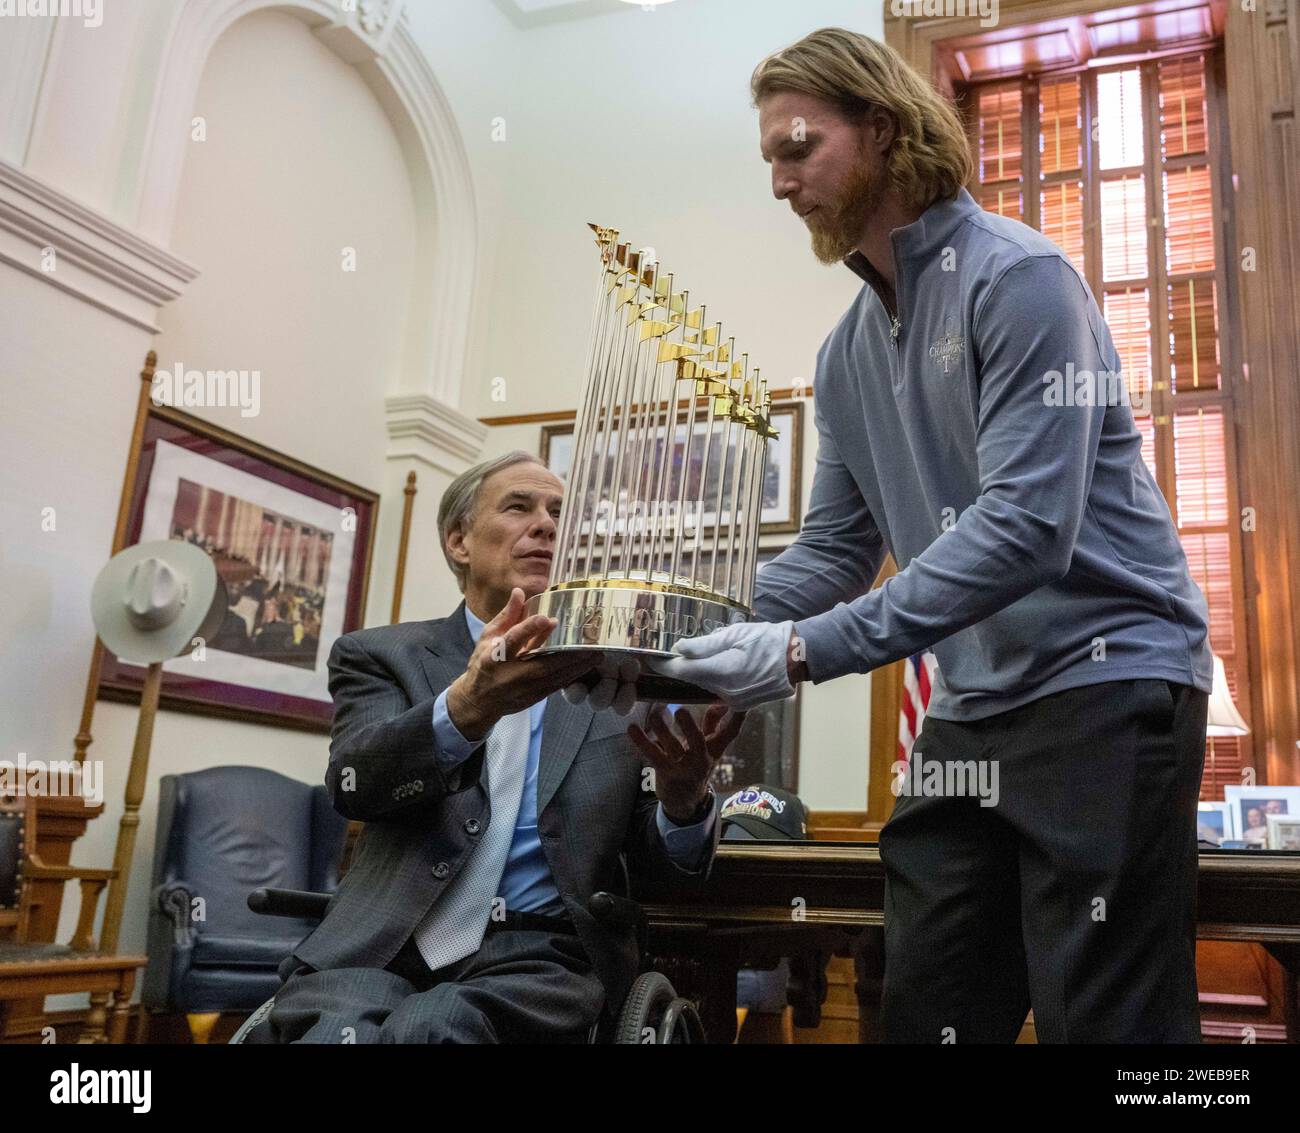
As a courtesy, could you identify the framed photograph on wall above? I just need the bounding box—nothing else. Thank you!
[540,398,804,538]
[708,545,800,794]
[95,405,379,732]
[711,692,800,797]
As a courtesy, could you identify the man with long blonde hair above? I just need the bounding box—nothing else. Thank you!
[655,27,1212,1043]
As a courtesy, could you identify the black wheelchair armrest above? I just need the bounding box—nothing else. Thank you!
[587,890,643,931]
[248,887,332,921]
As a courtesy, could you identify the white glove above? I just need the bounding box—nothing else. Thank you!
[646,620,796,711]
[562,653,640,716]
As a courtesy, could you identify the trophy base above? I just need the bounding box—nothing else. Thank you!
[524,580,749,704]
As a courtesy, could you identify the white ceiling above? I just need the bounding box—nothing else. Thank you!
[491,0,680,28]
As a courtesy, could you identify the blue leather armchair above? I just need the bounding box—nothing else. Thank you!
[141,766,348,1038]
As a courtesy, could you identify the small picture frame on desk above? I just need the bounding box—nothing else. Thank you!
[1265,813,1300,851]
[1197,801,1233,847]
[1223,786,1300,848]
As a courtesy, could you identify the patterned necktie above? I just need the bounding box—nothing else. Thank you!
[413,707,532,972]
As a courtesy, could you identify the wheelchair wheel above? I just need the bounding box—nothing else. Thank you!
[614,972,703,1044]
[656,996,706,1044]
[228,996,276,1044]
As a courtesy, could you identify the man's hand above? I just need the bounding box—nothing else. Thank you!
[627,703,746,822]
[446,588,601,741]
[645,620,801,712]
[561,653,641,716]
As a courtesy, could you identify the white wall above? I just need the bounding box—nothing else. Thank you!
[158,10,417,486]
[1,6,439,1013]
[453,0,881,810]
[1,0,885,1019]
[406,0,879,420]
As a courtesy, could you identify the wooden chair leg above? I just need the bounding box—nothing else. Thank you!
[781,1005,795,1044]
[186,1012,220,1044]
[108,978,134,1044]
[79,993,110,1044]
[736,1007,795,1044]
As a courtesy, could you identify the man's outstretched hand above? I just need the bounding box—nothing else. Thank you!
[446,588,600,740]
[561,653,640,716]
[627,702,747,822]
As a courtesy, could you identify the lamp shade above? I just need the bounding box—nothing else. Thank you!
[1206,654,1249,737]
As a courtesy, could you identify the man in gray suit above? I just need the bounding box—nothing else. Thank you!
[269,451,742,1043]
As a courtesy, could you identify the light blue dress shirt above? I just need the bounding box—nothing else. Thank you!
[430,604,717,913]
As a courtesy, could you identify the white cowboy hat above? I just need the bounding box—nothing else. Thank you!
[91,539,228,664]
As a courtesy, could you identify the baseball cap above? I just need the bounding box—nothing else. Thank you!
[719,784,808,841]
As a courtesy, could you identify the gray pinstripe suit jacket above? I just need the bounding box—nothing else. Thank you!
[290,600,719,1009]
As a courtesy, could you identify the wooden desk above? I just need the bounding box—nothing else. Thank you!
[639,845,1300,1043]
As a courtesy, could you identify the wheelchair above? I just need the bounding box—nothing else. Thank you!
[229,882,705,1045]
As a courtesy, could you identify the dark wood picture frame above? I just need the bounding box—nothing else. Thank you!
[95,404,379,733]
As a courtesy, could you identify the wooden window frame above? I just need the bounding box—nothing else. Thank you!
[871,0,1300,809]
[969,51,1251,794]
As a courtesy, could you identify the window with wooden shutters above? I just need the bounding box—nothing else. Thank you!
[971,51,1250,798]
[977,82,1024,221]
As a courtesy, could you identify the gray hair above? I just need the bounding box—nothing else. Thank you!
[437,450,549,592]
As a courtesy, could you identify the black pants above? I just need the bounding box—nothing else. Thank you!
[878,678,1207,1044]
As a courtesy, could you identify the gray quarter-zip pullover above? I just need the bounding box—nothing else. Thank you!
[752,187,1213,720]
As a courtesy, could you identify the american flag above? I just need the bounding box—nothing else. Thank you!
[898,652,938,764]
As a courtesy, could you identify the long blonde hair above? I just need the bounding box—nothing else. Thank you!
[751,27,972,210]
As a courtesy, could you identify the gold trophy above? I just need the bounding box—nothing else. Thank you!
[525,224,778,702]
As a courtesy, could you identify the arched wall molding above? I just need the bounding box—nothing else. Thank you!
[130,0,481,434]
